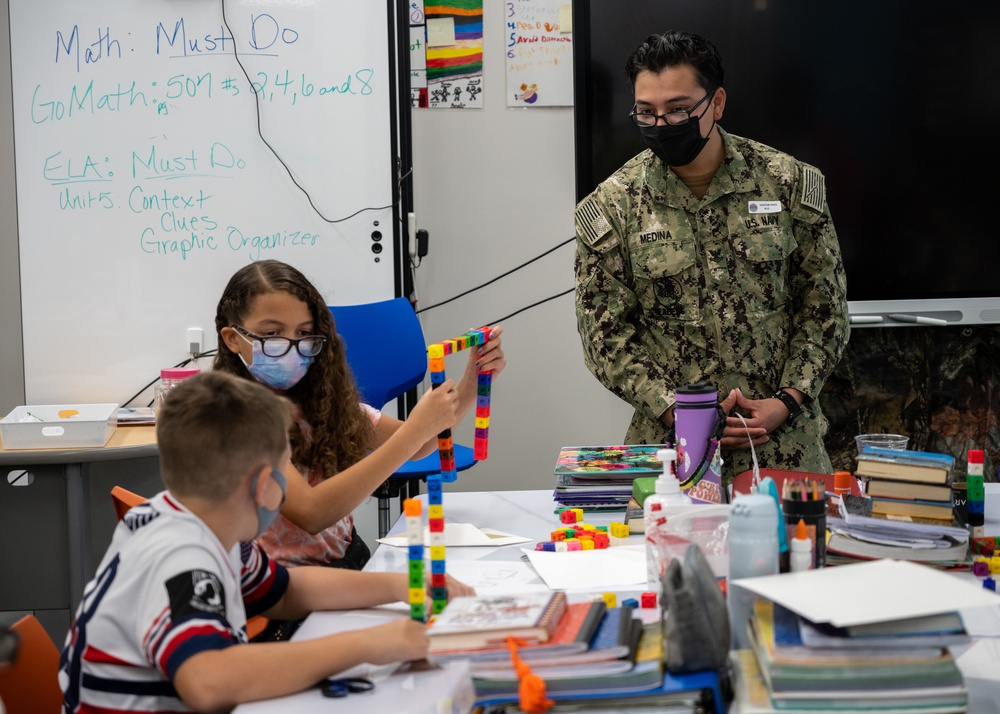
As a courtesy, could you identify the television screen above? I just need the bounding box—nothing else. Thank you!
[573,0,1000,322]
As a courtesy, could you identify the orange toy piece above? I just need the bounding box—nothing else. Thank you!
[506,636,553,714]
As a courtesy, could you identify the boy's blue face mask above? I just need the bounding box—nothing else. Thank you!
[237,333,313,391]
[251,467,287,538]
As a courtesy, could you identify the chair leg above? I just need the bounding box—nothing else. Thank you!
[377,495,391,539]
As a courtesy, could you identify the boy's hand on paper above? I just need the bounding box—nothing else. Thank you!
[363,618,430,664]
[409,379,459,439]
[720,388,773,450]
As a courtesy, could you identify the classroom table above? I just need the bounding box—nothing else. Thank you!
[233,490,645,714]
[0,426,158,635]
[233,487,1000,714]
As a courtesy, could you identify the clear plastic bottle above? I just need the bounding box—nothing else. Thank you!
[644,448,692,598]
[153,367,200,415]
[727,493,779,649]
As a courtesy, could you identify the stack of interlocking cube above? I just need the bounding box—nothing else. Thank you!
[427,327,493,481]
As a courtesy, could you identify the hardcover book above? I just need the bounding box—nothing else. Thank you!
[429,600,606,664]
[469,606,642,678]
[869,496,954,521]
[866,478,953,502]
[553,445,666,480]
[747,600,964,693]
[855,446,955,484]
[473,620,664,700]
[427,591,567,653]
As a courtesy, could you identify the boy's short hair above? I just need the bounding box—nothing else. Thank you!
[156,371,291,500]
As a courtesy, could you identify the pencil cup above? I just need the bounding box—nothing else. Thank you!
[782,496,826,569]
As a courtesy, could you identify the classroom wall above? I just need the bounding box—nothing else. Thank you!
[6,3,992,557]
[405,2,633,516]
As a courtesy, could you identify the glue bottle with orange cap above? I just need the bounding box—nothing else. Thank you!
[789,519,812,572]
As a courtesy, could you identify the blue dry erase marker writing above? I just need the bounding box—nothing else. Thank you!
[756,476,788,554]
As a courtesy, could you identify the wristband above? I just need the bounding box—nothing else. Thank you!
[772,389,802,425]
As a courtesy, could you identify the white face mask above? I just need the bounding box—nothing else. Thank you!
[237,333,313,391]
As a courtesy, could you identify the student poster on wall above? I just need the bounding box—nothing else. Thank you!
[410,0,484,109]
[506,0,573,107]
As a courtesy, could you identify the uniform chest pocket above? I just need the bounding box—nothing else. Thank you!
[731,226,797,311]
[631,241,701,323]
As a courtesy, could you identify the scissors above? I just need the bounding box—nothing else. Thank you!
[318,676,375,698]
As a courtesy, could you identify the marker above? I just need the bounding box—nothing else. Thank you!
[849,315,883,324]
[887,313,949,326]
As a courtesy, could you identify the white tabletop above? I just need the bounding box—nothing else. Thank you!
[234,486,1000,713]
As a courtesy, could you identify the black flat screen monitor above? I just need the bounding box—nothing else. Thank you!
[573,0,1000,325]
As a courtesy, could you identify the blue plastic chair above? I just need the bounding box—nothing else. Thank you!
[329,298,478,536]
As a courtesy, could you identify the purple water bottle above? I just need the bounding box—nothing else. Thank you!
[674,381,725,503]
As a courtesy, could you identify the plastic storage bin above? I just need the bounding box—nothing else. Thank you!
[0,403,119,449]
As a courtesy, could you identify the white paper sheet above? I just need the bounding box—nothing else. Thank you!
[523,545,647,590]
[376,523,531,548]
[733,559,1000,627]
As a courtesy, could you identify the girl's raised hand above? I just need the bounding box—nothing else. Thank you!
[408,378,460,441]
[469,325,506,376]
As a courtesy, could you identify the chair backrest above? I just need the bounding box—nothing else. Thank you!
[110,485,146,521]
[0,615,62,714]
[329,297,427,409]
[107,487,270,640]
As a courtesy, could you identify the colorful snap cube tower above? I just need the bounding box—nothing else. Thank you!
[426,327,494,481]
[404,328,495,621]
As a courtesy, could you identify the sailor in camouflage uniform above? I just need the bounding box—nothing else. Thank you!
[574,31,849,483]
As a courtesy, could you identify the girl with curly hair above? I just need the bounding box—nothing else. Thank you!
[214,260,505,570]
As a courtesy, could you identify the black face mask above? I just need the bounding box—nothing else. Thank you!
[639,120,711,167]
[637,91,716,167]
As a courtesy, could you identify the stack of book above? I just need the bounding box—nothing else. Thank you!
[427,592,722,711]
[856,446,956,522]
[826,494,969,567]
[736,599,969,712]
[473,619,670,705]
[552,445,664,510]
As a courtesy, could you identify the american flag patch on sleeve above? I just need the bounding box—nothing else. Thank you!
[800,165,826,213]
[575,197,612,245]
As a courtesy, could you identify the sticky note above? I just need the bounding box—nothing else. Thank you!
[58,409,79,418]
[427,17,455,47]
[559,4,573,33]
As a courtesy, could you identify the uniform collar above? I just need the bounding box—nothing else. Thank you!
[645,127,757,211]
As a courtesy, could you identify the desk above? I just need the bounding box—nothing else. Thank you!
[0,426,159,637]
[237,488,1000,713]
[234,490,670,714]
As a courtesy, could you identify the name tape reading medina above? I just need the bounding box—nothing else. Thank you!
[141,224,319,261]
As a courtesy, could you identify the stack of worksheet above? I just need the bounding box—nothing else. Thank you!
[728,560,1000,713]
[825,496,969,567]
[740,599,968,712]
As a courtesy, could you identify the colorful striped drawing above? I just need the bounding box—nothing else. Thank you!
[424,0,483,108]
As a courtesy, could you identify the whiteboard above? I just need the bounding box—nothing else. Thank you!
[10,0,400,404]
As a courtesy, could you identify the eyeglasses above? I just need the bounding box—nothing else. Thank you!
[629,88,715,127]
[232,325,327,358]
